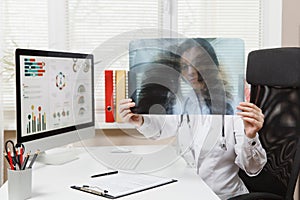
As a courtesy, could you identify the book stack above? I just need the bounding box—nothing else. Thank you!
[104,70,127,123]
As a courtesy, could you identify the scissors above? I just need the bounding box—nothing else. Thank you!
[5,140,25,169]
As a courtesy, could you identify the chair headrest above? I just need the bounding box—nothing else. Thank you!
[246,48,300,87]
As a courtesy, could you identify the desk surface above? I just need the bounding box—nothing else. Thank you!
[0,145,220,200]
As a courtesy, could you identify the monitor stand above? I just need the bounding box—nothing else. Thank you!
[36,148,79,165]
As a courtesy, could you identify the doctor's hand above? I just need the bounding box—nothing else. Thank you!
[236,102,264,139]
[119,99,144,127]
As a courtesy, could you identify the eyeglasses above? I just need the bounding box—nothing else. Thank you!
[181,63,196,72]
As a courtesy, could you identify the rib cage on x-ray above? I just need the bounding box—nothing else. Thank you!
[128,38,245,115]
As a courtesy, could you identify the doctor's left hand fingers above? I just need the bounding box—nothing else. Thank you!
[237,103,264,118]
[242,116,264,131]
[238,113,264,124]
[238,102,262,112]
[237,111,264,122]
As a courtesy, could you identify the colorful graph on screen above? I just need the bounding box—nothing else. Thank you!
[56,72,66,90]
[24,58,46,77]
[26,105,47,134]
[19,54,93,137]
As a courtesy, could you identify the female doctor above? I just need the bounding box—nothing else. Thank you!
[119,39,267,199]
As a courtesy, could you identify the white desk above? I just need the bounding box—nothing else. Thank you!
[0,145,220,200]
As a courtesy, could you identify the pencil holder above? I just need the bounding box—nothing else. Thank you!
[7,168,32,200]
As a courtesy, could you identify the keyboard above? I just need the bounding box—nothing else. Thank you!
[108,154,143,170]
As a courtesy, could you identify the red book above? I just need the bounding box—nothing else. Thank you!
[105,70,115,122]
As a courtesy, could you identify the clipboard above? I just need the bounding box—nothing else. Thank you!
[70,173,177,199]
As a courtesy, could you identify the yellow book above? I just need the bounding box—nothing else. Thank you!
[115,70,126,122]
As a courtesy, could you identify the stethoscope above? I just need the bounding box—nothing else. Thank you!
[178,96,229,152]
[220,114,227,151]
[176,95,241,174]
[175,97,195,165]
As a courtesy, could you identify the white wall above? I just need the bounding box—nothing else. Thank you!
[0,0,4,185]
[282,1,300,199]
[282,0,300,46]
[262,0,282,48]
[0,74,3,185]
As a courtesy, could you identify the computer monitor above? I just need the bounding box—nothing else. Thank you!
[15,49,95,164]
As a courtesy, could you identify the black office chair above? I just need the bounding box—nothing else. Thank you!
[229,48,300,200]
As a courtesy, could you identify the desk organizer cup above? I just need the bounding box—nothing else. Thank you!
[7,168,32,200]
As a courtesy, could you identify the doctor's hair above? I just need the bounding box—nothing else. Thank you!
[177,38,219,67]
[152,49,181,73]
[177,38,233,114]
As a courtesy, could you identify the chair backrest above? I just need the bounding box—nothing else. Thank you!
[238,48,300,200]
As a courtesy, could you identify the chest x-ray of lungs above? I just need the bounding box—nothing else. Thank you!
[128,38,245,115]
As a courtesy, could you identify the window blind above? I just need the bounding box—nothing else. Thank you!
[65,0,163,124]
[0,0,267,128]
[177,0,262,105]
[0,0,48,128]
[177,0,262,54]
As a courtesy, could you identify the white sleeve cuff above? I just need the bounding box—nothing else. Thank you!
[136,115,160,138]
[244,133,260,148]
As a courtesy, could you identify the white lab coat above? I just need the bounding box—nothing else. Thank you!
[137,114,267,200]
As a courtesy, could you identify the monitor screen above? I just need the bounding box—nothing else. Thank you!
[128,38,245,115]
[15,49,95,153]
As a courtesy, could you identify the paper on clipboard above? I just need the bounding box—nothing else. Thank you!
[71,173,177,199]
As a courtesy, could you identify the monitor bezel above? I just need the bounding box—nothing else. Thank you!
[15,48,95,144]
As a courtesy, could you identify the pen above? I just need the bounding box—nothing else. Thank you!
[16,148,22,169]
[91,171,118,178]
[28,150,40,168]
[11,151,17,167]
[21,152,30,170]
